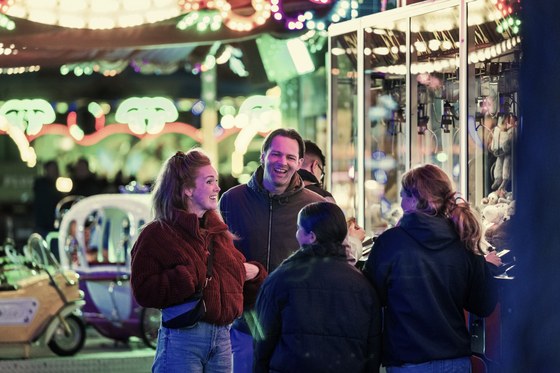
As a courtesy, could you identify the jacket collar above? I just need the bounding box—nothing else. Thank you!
[248,165,306,199]
[297,169,321,185]
[169,208,228,237]
[284,244,347,264]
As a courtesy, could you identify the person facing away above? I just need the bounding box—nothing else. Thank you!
[363,164,498,372]
[297,139,335,202]
[130,149,267,373]
[218,128,325,373]
[253,202,382,373]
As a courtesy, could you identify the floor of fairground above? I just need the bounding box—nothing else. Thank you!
[0,326,390,373]
[0,326,154,373]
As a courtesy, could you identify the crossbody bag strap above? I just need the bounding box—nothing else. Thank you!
[203,239,214,289]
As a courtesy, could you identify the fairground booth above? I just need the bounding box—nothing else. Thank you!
[328,0,521,369]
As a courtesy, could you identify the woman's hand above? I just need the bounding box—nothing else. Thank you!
[244,263,260,281]
[485,251,503,267]
[348,221,366,242]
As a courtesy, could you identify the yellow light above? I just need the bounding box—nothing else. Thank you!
[56,177,73,193]
[232,151,244,177]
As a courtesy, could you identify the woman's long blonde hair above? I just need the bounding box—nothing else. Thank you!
[401,164,483,254]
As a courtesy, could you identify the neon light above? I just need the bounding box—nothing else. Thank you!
[115,96,178,135]
[66,112,85,141]
[0,99,56,135]
[0,0,15,14]
[213,0,271,32]
[230,95,281,176]
[0,114,36,167]
[67,111,77,126]
[24,122,203,147]
[191,100,206,115]
[88,102,106,130]
[494,0,521,34]
[0,12,15,30]
[4,0,181,29]
[287,38,315,74]
[2,118,243,148]
[269,0,350,31]
[56,177,73,193]
[179,0,203,12]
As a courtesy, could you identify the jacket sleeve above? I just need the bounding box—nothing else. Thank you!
[363,236,390,306]
[366,287,382,373]
[243,261,268,309]
[253,278,281,373]
[464,254,499,317]
[130,225,199,309]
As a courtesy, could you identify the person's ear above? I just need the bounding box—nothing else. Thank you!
[308,230,317,244]
[296,157,303,170]
[312,160,319,172]
[183,186,193,198]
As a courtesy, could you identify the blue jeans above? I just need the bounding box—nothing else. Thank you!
[152,322,232,373]
[386,357,471,373]
[231,328,254,373]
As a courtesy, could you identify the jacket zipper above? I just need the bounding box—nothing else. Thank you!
[266,199,273,272]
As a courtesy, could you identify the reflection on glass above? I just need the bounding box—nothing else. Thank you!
[329,0,522,247]
[410,6,461,183]
[467,0,520,238]
[63,208,133,267]
[330,32,358,218]
[363,23,407,235]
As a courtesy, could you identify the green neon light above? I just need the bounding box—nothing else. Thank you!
[0,99,56,135]
[88,102,104,117]
[115,97,178,135]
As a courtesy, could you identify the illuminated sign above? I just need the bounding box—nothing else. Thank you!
[0,96,279,168]
[221,95,281,176]
[115,97,179,135]
[0,114,37,167]
[0,99,56,135]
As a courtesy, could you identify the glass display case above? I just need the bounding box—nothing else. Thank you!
[328,0,521,240]
[328,30,360,220]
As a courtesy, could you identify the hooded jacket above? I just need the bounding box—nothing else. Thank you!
[254,247,381,373]
[130,209,266,325]
[363,212,498,366]
[297,169,335,201]
[219,166,325,273]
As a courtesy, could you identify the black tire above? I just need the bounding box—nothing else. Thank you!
[48,314,86,356]
[140,307,160,349]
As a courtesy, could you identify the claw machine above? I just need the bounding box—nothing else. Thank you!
[328,0,522,370]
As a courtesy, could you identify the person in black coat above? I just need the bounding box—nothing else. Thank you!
[253,202,381,373]
[363,164,498,372]
[297,140,335,202]
[33,160,65,238]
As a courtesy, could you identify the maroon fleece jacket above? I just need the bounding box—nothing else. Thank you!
[131,209,267,325]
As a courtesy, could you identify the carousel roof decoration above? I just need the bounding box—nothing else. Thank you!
[0,0,15,30]
[0,0,356,76]
[494,0,521,34]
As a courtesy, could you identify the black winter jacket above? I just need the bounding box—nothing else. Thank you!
[219,166,325,273]
[297,169,335,200]
[363,212,498,366]
[254,247,382,373]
